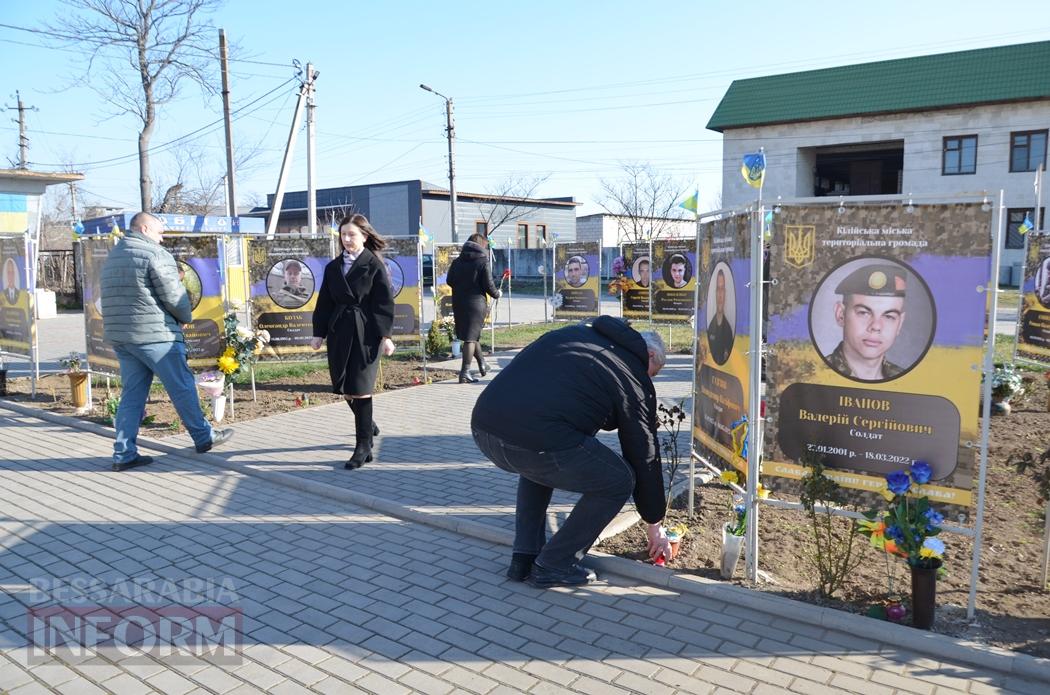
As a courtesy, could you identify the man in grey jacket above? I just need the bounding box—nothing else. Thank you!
[101,212,233,471]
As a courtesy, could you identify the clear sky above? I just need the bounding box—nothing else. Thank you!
[2,1,1049,219]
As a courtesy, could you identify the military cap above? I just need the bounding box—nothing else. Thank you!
[835,264,906,297]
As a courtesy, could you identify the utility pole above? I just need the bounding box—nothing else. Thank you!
[219,30,237,217]
[6,91,37,168]
[69,181,78,221]
[266,64,309,238]
[420,84,458,243]
[305,63,319,236]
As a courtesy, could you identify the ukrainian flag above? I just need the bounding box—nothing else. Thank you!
[418,221,431,247]
[1018,213,1034,235]
[678,189,699,214]
[741,152,766,189]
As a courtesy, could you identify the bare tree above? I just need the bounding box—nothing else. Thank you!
[47,0,223,212]
[476,174,551,241]
[598,162,690,242]
[151,138,267,215]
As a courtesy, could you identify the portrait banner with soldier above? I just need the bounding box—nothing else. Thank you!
[693,214,751,473]
[652,238,697,323]
[554,241,600,320]
[0,235,33,358]
[79,236,119,373]
[433,244,460,322]
[620,241,651,321]
[766,202,993,507]
[1016,230,1050,364]
[383,237,422,341]
[248,237,329,359]
[162,236,223,368]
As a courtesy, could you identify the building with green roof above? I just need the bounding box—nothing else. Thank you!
[709,41,1049,280]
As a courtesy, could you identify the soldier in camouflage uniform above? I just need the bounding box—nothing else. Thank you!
[273,259,310,308]
[824,263,907,381]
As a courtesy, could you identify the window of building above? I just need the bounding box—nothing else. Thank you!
[942,135,977,175]
[517,223,528,248]
[536,224,547,246]
[1006,207,1045,249]
[1010,130,1048,173]
[475,221,488,237]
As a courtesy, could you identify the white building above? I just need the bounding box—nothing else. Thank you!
[576,213,696,247]
[709,41,1050,283]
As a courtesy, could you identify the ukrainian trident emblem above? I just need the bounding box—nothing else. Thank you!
[784,225,815,268]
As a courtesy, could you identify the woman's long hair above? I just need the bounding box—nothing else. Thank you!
[338,213,387,253]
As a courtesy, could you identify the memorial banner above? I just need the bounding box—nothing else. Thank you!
[620,241,651,321]
[433,243,492,326]
[693,214,751,472]
[248,237,328,359]
[383,237,422,341]
[652,237,697,323]
[80,237,119,373]
[1017,230,1050,364]
[766,203,993,507]
[0,235,32,357]
[554,241,600,320]
[162,237,223,369]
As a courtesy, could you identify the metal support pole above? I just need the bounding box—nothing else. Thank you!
[745,198,765,583]
[969,191,1005,620]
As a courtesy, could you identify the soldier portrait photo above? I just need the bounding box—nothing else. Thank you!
[2,257,18,305]
[705,262,736,365]
[1037,256,1050,307]
[564,255,589,288]
[809,257,935,382]
[661,253,692,289]
[176,261,203,311]
[266,258,315,310]
[632,256,651,287]
[385,257,405,298]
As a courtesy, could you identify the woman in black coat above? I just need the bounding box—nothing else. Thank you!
[447,233,501,383]
[311,213,395,469]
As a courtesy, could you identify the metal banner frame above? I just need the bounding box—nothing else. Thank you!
[689,192,1001,621]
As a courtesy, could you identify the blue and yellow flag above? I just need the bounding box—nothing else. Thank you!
[678,189,699,214]
[1018,213,1034,235]
[741,152,766,189]
[418,220,431,247]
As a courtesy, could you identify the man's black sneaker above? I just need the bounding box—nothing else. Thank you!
[506,553,538,582]
[112,455,153,472]
[526,562,596,589]
[196,428,234,453]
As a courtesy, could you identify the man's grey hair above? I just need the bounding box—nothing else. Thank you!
[639,330,666,368]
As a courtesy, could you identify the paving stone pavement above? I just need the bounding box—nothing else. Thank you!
[1,410,1044,695]
[158,353,696,537]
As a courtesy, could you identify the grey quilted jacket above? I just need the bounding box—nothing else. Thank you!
[101,230,192,345]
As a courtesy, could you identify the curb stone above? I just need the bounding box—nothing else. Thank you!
[3,398,1048,684]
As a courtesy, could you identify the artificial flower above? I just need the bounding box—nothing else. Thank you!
[910,461,932,485]
[885,524,905,543]
[883,539,899,555]
[921,537,945,557]
[217,355,239,374]
[756,482,769,500]
[923,508,944,528]
[720,470,739,485]
[886,471,911,496]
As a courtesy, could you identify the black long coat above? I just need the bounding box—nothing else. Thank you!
[447,241,499,341]
[312,248,395,395]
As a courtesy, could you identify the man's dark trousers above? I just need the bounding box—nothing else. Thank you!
[473,428,635,571]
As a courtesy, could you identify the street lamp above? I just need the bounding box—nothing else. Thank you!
[420,83,457,243]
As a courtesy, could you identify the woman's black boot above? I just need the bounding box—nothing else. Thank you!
[347,399,380,436]
[475,345,488,377]
[346,398,374,469]
[459,341,478,383]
